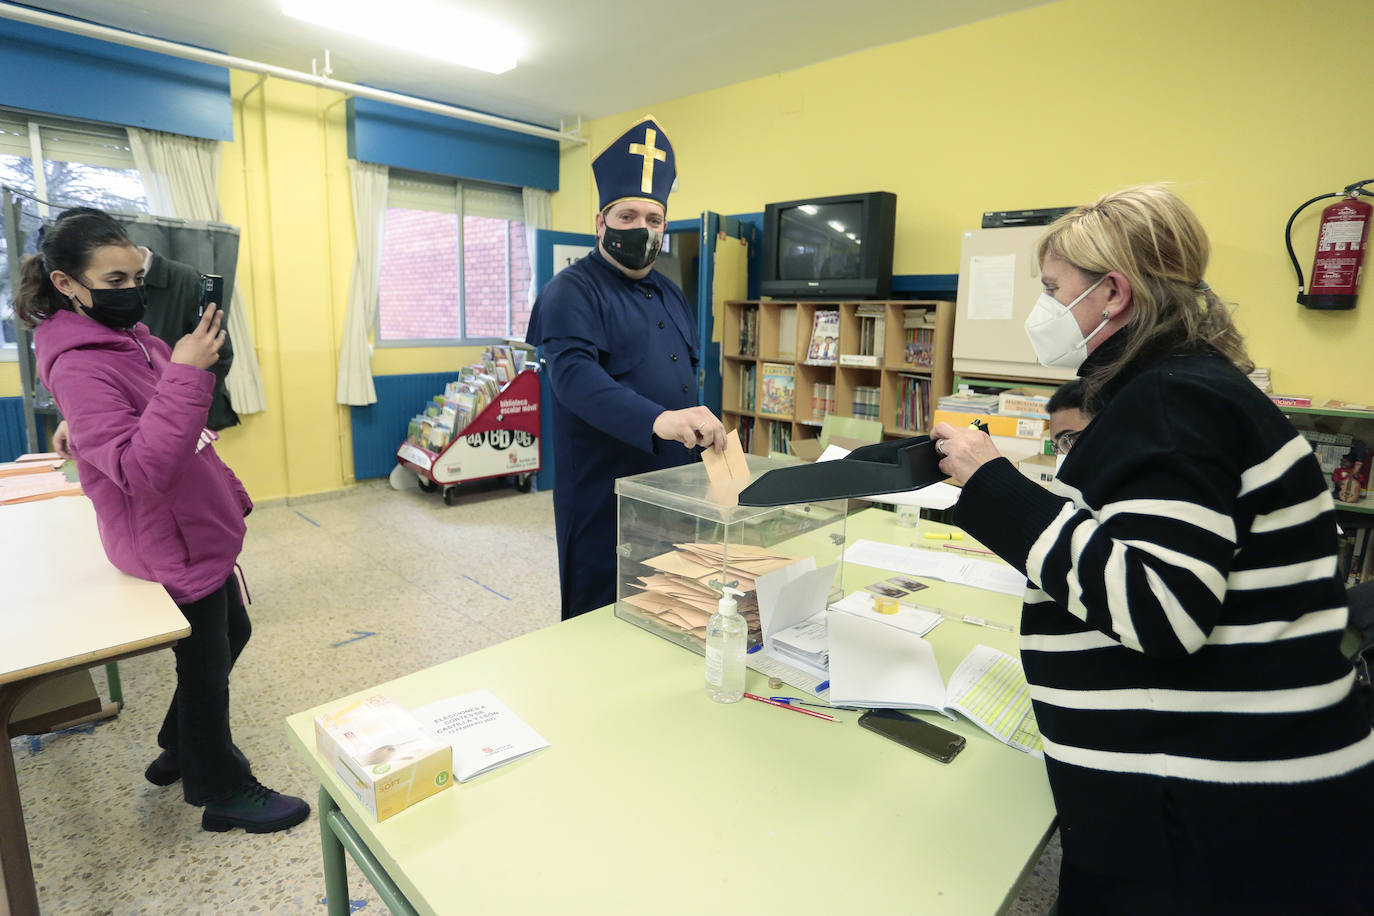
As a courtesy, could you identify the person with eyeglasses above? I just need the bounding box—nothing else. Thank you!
[1046,378,1088,456]
[928,185,1374,914]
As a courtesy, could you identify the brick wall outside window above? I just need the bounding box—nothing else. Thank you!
[377,207,532,342]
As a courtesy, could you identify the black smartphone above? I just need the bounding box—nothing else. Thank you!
[859,709,966,764]
[198,274,224,319]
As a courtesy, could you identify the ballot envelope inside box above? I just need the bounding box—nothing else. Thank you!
[614,456,848,656]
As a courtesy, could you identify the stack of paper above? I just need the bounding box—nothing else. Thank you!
[769,618,829,672]
[622,542,800,642]
[843,540,1026,597]
[0,470,82,505]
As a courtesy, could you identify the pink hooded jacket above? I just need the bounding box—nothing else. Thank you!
[35,309,251,605]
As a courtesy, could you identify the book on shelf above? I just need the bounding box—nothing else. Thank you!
[769,422,793,454]
[938,389,1000,413]
[896,374,933,432]
[738,306,760,356]
[738,363,757,411]
[812,382,836,418]
[759,363,796,416]
[902,307,937,368]
[1323,399,1374,412]
[855,303,886,360]
[852,385,881,421]
[1270,394,1313,407]
[777,306,798,360]
[805,309,840,365]
[736,416,755,453]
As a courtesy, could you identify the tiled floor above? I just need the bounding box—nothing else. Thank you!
[12,479,1059,914]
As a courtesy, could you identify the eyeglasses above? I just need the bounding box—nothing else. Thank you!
[1052,429,1083,456]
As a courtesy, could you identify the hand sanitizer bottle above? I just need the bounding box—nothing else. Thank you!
[705,587,746,703]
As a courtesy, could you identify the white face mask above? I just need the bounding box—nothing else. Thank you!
[1024,275,1110,370]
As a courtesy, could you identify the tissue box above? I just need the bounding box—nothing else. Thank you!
[315,694,453,821]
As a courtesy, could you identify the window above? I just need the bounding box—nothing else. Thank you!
[377,171,530,346]
[0,110,149,353]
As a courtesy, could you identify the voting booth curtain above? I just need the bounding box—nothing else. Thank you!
[129,128,267,414]
[337,160,390,406]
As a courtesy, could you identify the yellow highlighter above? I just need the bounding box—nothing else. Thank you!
[923,532,964,541]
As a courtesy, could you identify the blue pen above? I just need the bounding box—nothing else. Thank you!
[815,680,830,693]
[771,696,864,713]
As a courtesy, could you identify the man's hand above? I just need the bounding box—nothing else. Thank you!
[53,420,73,460]
[653,407,727,452]
[171,303,226,371]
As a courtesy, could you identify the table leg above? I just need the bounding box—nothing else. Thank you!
[0,680,44,916]
[103,662,123,708]
[319,787,350,916]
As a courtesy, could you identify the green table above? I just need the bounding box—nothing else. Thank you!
[285,510,1056,915]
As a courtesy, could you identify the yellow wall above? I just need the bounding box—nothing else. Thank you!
[554,0,1374,404]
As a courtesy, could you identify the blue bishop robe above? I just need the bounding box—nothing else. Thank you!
[526,247,699,619]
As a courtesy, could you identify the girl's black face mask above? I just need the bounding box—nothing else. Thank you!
[601,226,663,272]
[72,278,148,329]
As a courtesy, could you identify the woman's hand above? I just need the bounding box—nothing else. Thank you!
[170,304,226,371]
[930,421,1003,485]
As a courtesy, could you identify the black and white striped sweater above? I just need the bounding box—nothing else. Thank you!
[956,343,1374,791]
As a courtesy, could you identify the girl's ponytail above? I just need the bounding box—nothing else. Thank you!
[15,253,68,326]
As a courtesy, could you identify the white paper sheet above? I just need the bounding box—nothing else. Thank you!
[756,560,836,679]
[826,610,948,711]
[967,254,1016,321]
[830,590,943,637]
[843,539,1027,597]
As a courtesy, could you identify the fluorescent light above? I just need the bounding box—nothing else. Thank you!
[827,220,846,233]
[846,233,856,240]
[798,205,819,215]
[282,0,519,74]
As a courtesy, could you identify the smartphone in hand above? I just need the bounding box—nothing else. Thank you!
[198,274,224,319]
[859,709,966,763]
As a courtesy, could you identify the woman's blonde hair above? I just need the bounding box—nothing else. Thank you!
[1036,184,1252,404]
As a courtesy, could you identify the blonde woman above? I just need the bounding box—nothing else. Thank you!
[932,186,1373,914]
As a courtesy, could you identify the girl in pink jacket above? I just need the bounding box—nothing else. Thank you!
[19,208,307,834]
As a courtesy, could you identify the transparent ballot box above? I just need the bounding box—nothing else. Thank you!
[614,456,848,655]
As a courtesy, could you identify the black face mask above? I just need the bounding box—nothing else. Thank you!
[73,279,148,330]
[602,226,663,272]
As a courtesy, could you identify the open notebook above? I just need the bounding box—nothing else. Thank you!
[827,610,1043,757]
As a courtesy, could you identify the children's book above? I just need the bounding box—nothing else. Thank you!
[806,309,839,364]
[412,689,550,783]
[759,363,796,416]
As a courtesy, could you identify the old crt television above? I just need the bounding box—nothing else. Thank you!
[761,192,897,298]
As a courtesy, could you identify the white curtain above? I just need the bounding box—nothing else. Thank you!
[128,128,268,414]
[522,187,552,308]
[336,160,389,406]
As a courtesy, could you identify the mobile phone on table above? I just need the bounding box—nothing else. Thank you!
[859,708,966,764]
[198,274,224,319]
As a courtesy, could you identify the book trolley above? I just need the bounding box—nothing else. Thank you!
[396,369,541,505]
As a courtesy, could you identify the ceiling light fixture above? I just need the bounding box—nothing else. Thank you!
[827,220,846,233]
[282,0,519,74]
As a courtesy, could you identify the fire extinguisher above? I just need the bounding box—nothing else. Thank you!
[1285,178,1373,310]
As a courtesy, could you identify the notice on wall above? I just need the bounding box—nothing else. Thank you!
[967,254,1016,321]
[553,244,593,275]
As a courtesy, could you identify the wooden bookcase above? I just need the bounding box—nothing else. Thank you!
[721,299,956,456]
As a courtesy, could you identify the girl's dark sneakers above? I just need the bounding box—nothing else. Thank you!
[200,780,310,833]
[144,750,180,786]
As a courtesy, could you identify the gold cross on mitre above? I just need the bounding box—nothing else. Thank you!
[628,128,666,194]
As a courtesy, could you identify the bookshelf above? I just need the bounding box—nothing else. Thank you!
[722,299,955,456]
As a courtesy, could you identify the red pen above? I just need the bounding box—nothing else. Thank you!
[743,693,837,722]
